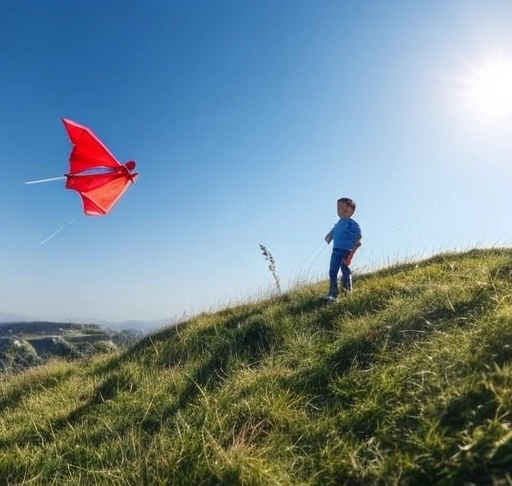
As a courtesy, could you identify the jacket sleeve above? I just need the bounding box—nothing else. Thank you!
[351,221,362,243]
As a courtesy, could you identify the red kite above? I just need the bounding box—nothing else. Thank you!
[24,118,138,244]
[62,118,138,215]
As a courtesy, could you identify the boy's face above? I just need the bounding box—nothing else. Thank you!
[337,201,355,219]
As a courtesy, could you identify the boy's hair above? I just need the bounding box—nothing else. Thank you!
[337,197,356,210]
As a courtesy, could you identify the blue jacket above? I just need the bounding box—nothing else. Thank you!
[332,218,362,250]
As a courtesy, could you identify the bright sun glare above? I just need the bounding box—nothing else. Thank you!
[465,57,512,119]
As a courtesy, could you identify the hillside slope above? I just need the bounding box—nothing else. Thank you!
[0,248,511,485]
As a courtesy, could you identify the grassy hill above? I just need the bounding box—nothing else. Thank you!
[1,248,511,485]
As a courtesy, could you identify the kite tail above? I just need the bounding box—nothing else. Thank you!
[40,216,80,245]
[24,176,65,184]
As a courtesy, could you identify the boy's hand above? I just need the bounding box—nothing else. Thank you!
[344,249,355,266]
[325,231,333,244]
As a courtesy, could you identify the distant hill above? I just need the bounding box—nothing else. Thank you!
[0,320,142,371]
[0,312,171,333]
[0,321,97,335]
[0,248,511,485]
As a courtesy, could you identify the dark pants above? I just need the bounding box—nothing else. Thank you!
[328,248,352,297]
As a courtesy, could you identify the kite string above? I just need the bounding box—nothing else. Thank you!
[303,240,329,278]
[40,216,80,245]
[297,221,339,281]
[290,240,328,284]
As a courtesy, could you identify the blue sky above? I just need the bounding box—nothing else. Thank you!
[1,1,512,323]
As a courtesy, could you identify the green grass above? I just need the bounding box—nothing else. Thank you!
[1,248,512,485]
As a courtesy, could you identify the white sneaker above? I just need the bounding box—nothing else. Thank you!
[324,295,337,302]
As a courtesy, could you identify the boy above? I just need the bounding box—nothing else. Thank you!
[324,197,362,301]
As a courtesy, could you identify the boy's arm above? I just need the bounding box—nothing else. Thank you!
[325,229,334,244]
[352,221,362,250]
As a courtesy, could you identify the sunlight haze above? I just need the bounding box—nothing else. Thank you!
[469,58,512,118]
